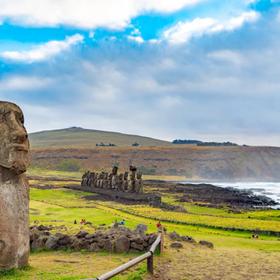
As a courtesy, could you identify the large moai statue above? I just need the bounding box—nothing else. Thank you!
[81,171,90,187]
[123,171,129,192]
[0,101,30,270]
[118,173,124,191]
[136,172,144,193]
[103,172,109,189]
[111,166,119,190]
[129,165,137,192]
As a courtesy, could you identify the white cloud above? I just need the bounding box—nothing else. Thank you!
[0,34,84,63]
[163,11,260,44]
[127,35,144,44]
[0,0,202,29]
[208,50,245,66]
[0,75,52,91]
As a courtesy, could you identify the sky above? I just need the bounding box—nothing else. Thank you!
[0,0,280,146]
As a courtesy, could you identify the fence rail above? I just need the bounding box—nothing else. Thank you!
[85,234,163,280]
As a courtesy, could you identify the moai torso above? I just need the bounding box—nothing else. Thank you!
[122,172,129,192]
[97,173,104,188]
[0,101,30,270]
[89,172,96,188]
[111,166,119,190]
[108,173,113,189]
[129,166,137,192]
[81,171,89,187]
[103,173,109,189]
[136,172,143,193]
[118,173,124,191]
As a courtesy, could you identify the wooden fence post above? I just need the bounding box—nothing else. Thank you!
[147,254,154,274]
[160,233,164,254]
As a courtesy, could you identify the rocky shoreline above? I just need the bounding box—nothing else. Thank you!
[145,181,278,209]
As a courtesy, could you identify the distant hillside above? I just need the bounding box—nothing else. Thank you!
[31,145,280,181]
[29,127,171,149]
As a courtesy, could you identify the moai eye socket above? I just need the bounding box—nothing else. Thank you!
[0,240,6,251]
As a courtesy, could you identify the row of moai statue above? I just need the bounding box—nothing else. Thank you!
[81,166,144,193]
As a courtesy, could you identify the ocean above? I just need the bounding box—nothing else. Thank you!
[214,182,280,209]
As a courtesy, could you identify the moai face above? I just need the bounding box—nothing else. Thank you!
[0,102,30,174]
[112,166,118,175]
[124,172,128,180]
[136,172,142,180]
[129,165,137,172]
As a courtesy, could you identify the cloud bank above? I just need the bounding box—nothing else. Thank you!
[0,0,279,146]
[163,11,260,44]
[0,0,201,29]
[0,34,84,63]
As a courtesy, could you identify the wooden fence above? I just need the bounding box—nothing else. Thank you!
[86,233,163,280]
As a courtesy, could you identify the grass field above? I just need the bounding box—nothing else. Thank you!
[4,170,280,279]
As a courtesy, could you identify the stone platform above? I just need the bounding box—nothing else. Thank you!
[67,184,161,205]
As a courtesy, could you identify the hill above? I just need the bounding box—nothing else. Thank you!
[29,127,171,148]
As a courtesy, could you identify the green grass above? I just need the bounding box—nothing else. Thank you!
[162,195,280,221]
[0,251,146,280]
[30,188,280,252]
[5,181,279,280]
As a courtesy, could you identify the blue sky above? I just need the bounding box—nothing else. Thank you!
[0,0,280,146]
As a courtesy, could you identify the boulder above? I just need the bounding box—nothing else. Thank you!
[70,238,83,250]
[148,234,157,245]
[103,240,114,252]
[45,236,59,250]
[76,231,88,238]
[131,242,144,251]
[199,240,214,249]
[89,243,100,252]
[115,236,130,253]
[181,236,196,243]
[135,224,147,235]
[169,231,181,240]
[57,235,72,246]
[31,236,48,251]
[170,242,183,249]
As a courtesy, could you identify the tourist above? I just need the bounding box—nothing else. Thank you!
[156,221,163,232]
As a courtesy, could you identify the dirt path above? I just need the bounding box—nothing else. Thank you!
[146,239,280,280]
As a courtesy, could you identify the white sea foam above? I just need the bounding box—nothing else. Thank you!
[214,182,280,208]
[182,182,280,209]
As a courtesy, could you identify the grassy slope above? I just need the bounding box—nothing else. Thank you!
[29,188,280,251]
[29,127,170,148]
[9,172,278,280]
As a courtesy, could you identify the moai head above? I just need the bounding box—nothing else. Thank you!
[136,172,142,180]
[104,172,108,180]
[82,171,89,179]
[119,173,124,180]
[129,165,137,172]
[112,166,118,175]
[0,101,30,174]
